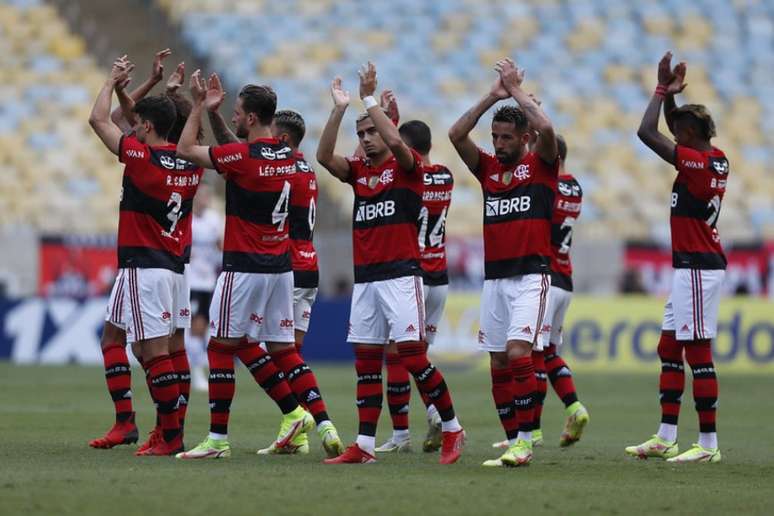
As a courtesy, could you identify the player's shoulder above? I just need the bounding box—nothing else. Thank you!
[675,145,729,176]
[246,138,293,161]
[293,152,315,174]
[423,163,454,186]
[557,173,582,197]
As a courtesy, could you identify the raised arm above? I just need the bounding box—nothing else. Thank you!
[448,76,507,172]
[89,61,131,155]
[205,73,239,144]
[381,89,400,126]
[657,52,678,135]
[110,49,171,128]
[316,77,352,182]
[637,53,686,165]
[176,69,214,168]
[497,58,557,164]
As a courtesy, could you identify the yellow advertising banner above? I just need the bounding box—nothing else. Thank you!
[431,294,774,373]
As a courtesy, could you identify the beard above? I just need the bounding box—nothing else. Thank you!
[235,123,248,139]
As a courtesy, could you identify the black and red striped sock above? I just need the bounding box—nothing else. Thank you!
[271,346,329,424]
[531,350,547,430]
[511,356,536,433]
[355,346,384,438]
[170,350,190,430]
[146,354,181,443]
[545,344,579,407]
[658,332,684,427]
[236,341,298,415]
[491,365,519,441]
[207,339,235,435]
[685,339,718,434]
[397,342,456,423]
[101,344,134,422]
[386,352,411,431]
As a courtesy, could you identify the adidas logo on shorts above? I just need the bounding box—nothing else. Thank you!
[521,325,532,335]
[406,324,416,333]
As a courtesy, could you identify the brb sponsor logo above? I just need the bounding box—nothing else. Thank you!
[485,196,531,217]
[355,200,395,222]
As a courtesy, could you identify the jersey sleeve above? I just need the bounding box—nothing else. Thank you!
[471,148,497,183]
[209,142,248,179]
[118,135,148,165]
[673,145,708,191]
[345,156,363,186]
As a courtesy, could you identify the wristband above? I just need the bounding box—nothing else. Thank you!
[362,95,378,109]
[654,85,667,98]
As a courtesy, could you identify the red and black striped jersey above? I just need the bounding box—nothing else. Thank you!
[419,163,453,286]
[671,145,728,270]
[347,151,424,283]
[209,138,295,274]
[550,174,582,291]
[117,135,203,273]
[474,149,558,280]
[288,152,319,288]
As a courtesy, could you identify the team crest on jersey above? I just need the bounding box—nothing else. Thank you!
[515,164,530,181]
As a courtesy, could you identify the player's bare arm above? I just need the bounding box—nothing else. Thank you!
[448,75,508,172]
[176,69,214,168]
[637,53,687,165]
[316,76,352,182]
[496,58,557,164]
[89,60,131,155]
[205,73,239,145]
[112,56,138,130]
[110,48,171,128]
[658,53,680,135]
[381,89,400,125]
[359,62,415,171]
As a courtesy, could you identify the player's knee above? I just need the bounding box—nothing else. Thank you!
[506,340,531,360]
[100,322,126,348]
[489,352,509,370]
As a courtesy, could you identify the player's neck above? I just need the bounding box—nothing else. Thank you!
[689,139,713,152]
[247,125,273,142]
[370,149,392,167]
[420,153,431,165]
[145,134,170,147]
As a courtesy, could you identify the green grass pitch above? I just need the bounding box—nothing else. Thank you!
[1,362,772,516]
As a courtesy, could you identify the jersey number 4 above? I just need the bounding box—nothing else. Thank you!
[272,181,291,231]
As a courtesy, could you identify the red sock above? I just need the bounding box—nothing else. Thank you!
[491,365,519,441]
[511,356,536,432]
[397,342,456,422]
[101,344,134,422]
[657,332,684,426]
[545,344,579,407]
[207,340,235,435]
[385,352,411,431]
[146,354,181,443]
[532,350,547,430]
[685,339,717,433]
[354,346,384,438]
[236,341,298,415]
[140,357,160,429]
[271,346,329,424]
[169,350,190,429]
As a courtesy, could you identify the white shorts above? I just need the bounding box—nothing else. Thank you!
[478,273,550,352]
[423,284,448,346]
[121,268,190,344]
[294,287,318,333]
[105,269,127,331]
[662,268,725,341]
[348,276,425,345]
[209,271,295,343]
[539,286,572,349]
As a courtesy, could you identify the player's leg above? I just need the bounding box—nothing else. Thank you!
[376,340,412,453]
[169,330,190,431]
[189,290,212,392]
[530,348,547,446]
[419,283,446,452]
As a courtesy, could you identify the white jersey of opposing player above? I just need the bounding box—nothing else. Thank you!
[188,208,223,292]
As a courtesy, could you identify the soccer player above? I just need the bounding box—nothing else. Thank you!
[175,71,315,459]
[316,62,464,465]
[88,59,204,456]
[626,52,728,463]
[375,117,452,455]
[492,134,589,449]
[204,76,344,457]
[449,58,558,467]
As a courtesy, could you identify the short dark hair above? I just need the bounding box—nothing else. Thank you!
[556,134,567,162]
[133,95,176,139]
[273,109,306,146]
[672,104,716,140]
[398,120,432,154]
[356,107,389,125]
[492,105,528,132]
[166,93,202,144]
[238,84,277,125]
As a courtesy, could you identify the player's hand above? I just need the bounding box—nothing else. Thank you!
[358,61,377,99]
[110,55,134,88]
[166,62,185,93]
[665,61,687,95]
[204,72,226,112]
[151,48,172,82]
[528,92,542,106]
[489,74,510,100]
[658,51,674,86]
[331,77,350,108]
[189,69,206,106]
[495,58,525,90]
[380,89,399,122]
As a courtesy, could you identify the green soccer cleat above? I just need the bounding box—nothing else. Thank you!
[666,444,721,464]
[532,429,544,447]
[257,427,310,455]
[500,438,533,467]
[375,436,412,453]
[176,437,231,459]
[422,411,443,453]
[560,402,589,447]
[318,421,344,458]
[274,407,314,451]
[625,435,679,459]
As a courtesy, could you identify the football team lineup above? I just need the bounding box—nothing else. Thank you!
[84,47,728,466]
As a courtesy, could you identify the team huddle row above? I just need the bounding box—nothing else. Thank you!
[87,49,729,465]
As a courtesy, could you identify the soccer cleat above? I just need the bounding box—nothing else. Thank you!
[439,429,465,464]
[422,412,443,452]
[560,402,589,447]
[532,429,544,447]
[136,426,161,454]
[500,438,533,467]
[323,443,376,464]
[375,436,412,453]
[89,414,139,449]
[492,439,510,449]
[666,444,721,464]
[625,435,679,459]
[481,457,505,467]
[176,436,231,459]
[257,431,310,455]
[136,434,183,456]
[318,421,345,458]
[274,408,314,451]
